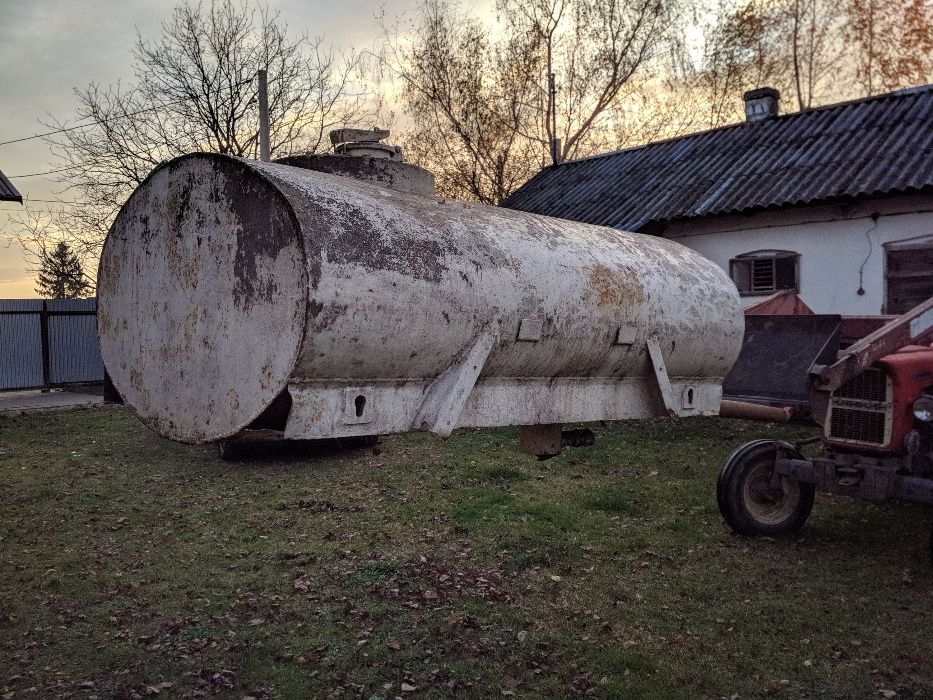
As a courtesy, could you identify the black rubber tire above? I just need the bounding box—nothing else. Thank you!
[716,439,774,518]
[717,440,815,536]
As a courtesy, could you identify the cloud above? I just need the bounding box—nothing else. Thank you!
[0,272,35,298]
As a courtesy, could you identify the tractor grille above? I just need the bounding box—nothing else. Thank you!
[829,407,887,445]
[825,367,891,447]
[834,367,888,402]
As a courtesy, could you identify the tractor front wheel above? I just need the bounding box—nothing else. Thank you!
[717,440,815,536]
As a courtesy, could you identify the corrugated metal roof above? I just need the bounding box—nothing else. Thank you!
[0,168,22,203]
[501,85,933,230]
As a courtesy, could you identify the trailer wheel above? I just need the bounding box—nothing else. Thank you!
[717,440,814,536]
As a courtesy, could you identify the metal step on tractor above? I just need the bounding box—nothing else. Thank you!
[717,297,933,555]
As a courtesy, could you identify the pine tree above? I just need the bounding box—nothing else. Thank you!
[35,241,91,299]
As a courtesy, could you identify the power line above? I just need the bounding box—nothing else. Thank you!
[0,206,66,212]
[0,207,79,214]
[1,198,82,208]
[0,79,254,149]
[23,199,80,204]
[0,206,72,211]
[0,99,195,149]
[7,166,84,179]
[1,123,101,148]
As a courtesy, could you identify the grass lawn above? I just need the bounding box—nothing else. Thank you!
[1,407,932,699]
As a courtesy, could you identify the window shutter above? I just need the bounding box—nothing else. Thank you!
[886,245,933,314]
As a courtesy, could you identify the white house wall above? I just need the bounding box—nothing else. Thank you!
[661,194,933,316]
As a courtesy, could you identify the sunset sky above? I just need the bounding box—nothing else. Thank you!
[0,0,479,297]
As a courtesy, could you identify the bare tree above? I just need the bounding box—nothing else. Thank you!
[605,72,709,148]
[379,0,544,204]
[844,0,933,96]
[8,0,368,271]
[382,0,688,204]
[513,0,688,163]
[695,0,788,127]
[786,0,842,110]
[694,0,845,126]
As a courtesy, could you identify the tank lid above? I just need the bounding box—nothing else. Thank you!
[273,128,435,195]
[330,128,401,160]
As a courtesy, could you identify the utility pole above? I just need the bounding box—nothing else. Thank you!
[548,71,559,166]
[258,69,270,162]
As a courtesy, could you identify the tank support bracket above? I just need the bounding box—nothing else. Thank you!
[647,336,679,417]
[415,326,498,437]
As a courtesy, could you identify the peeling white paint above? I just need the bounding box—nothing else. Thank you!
[99,153,745,444]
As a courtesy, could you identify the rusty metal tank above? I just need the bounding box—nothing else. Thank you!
[97,150,744,446]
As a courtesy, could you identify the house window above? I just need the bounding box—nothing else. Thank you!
[729,250,799,295]
[885,241,933,314]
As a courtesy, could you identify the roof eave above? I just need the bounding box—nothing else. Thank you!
[643,184,933,232]
[0,169,22,204]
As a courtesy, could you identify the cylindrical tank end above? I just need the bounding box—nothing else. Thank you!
[97,154,307,443]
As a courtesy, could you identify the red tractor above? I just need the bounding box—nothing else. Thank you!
[717,298,933,552]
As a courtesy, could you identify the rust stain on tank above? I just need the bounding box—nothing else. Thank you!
[260,363,274,390]
[130,368,144,393]
[96,253,121,298]
[587,263,645,308]
[181,308,199,351]
[224,171,291,310]
[98,309,112,336]
[303,196,451,284]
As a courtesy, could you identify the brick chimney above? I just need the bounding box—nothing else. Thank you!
[743,87,779,123]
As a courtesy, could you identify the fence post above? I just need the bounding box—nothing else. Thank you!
[39,301,51,392]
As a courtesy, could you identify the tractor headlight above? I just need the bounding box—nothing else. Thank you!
[914,395,933,422]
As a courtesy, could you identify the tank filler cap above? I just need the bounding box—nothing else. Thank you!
[273,129,435,195]
[330,128,402,161]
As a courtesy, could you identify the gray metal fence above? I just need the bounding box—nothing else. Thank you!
[0,299,104,391]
